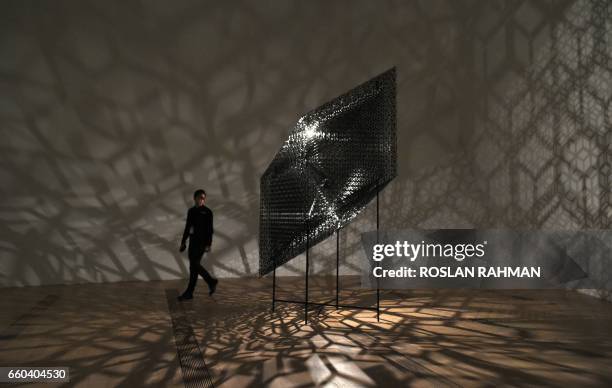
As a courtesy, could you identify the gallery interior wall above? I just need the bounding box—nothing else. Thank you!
[1,0,609,291]
[471,0,612,298]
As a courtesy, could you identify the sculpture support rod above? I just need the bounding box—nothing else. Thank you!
[305,223,310,324]
[377,191,380,322]
[336,229,339,308]
[272,256,276,312]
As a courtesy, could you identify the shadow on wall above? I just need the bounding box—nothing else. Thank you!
[470,0,612,298]
[471,0,611,230]
[0,0,609,287]
[378,0,612,297]
[382,0,612,299]
[327,0,612,298]
[0,0,488,286]
[303,0,612,281]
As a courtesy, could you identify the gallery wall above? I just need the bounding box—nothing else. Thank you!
[471,0,612,298]
[0,0,609,291]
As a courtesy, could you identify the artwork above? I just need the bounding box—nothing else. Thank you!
[259,68,397,276]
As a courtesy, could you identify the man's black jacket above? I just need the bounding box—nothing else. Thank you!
[181,205,213,246]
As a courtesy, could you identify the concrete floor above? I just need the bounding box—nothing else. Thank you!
[1,277,612,387]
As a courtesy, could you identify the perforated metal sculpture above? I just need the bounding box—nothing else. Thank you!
[260,68,397,277]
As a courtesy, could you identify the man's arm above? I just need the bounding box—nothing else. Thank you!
[180,208,192,251]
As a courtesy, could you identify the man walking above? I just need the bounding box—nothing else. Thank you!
[178,189,218,301]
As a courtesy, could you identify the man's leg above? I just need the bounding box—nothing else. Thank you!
[182,246,205,297]
[183,262,199,297]
[196,252,218,295]
[197,265,214,285]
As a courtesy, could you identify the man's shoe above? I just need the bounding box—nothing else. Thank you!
[177,293,193,301]
[209,279,218,296]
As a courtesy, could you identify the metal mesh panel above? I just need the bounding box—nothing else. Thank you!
[259,68,397,276]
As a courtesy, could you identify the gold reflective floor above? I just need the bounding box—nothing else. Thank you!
[1,277,612,387]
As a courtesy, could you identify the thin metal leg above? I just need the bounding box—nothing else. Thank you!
[376,191,380,322]
[272,256,276,313]
[377,282,380,321]
[336,229,340,308]
[305,227,309,324]
[274,194,384,324]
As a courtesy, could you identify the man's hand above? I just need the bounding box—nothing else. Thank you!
[179,243,187,252]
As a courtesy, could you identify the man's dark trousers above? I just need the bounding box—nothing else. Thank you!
[185,241,214,295]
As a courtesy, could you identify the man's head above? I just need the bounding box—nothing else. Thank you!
[193,189,206,207]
